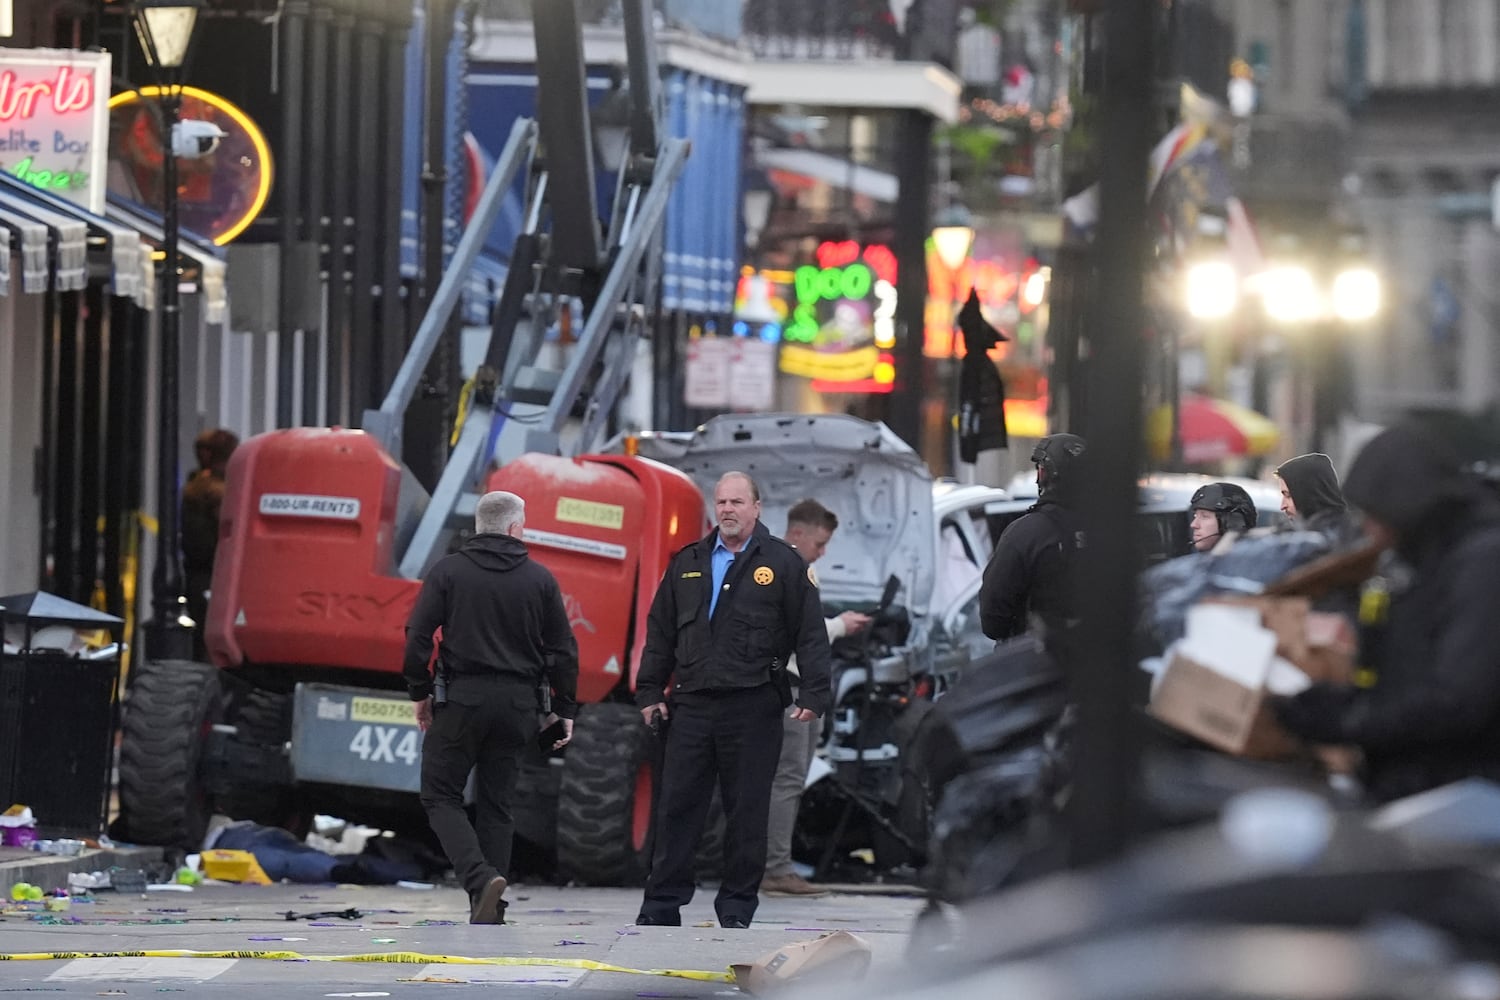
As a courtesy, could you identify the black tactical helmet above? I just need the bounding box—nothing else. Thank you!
[1031,433,1087,498]
[1188,482,1257,534]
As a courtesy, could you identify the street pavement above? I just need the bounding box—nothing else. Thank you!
[0,875,925,999]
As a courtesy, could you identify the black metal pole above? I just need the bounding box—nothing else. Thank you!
[304,0,332,426]
[349,12,384,417]
[888,107,933,454]
[1066,0,1155,869]
[325,0,355,425]
[80,283,105,604]
[381,0,413,387]
[419,0,453,317]
[103,295,131,619]
[405,0,450,488]
[277,0,308,427]
[148,87,192,660]
[54,291,81,601]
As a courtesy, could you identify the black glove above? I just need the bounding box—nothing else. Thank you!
[1270,683,1357,744]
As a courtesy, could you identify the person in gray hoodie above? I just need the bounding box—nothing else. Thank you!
[1276,452,1360,546]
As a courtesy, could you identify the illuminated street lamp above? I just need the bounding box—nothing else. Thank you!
[1023,266,1051,309]
[1183,259,1238,319]
[932,204,976,274]
[1261,264,1321,324]
[1331,266,1381,323]
[132,0,203,660]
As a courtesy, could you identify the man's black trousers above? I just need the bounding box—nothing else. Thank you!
[419,676,534,899]
[639,684,785,925]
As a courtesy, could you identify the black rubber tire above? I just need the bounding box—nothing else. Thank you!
[215,688,299,829]
[875,700,947,871]
[117,659,221,850]
[556,701,655,886]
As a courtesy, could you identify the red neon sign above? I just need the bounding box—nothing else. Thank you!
[0,67,94,121]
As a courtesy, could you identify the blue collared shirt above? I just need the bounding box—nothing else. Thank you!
[709,536,737,618]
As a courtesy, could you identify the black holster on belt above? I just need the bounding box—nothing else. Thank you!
[433,658,449,707]
[769,656,793,708]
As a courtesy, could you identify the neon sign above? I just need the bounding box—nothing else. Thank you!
[775,242,898,393]
[109,86,274,246]
[0,50,110,212]
[0,66,93,120]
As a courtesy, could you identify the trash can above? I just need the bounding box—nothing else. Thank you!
[0,592,125,838]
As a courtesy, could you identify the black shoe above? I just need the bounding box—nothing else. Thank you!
[469,876,508,925]
[719,915,750,929]
[635,912,681,927]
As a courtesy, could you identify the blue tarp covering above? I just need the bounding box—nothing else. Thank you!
[462,61,745,318]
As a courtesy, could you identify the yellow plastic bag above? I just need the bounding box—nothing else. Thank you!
[200,849,272,885]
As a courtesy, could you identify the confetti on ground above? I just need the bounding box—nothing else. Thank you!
[371,938,397,944]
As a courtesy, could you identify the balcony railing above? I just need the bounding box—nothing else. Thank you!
[742,0,901,61]
[476,0,744,44]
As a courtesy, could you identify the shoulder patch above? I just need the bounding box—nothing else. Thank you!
[807,565,820,587]
[753,566,775,586]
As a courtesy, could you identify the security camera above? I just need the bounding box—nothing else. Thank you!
[171,120,227,159]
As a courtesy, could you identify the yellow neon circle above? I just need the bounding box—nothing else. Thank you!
[873,360,896,384]
[108,85,274,246]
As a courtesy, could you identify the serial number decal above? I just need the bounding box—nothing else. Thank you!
[350,697,417,725]
[258,493,362,520]
[555,496,625,530]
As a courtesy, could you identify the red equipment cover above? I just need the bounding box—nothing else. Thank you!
[485,453,704,703]
[206,429,418,673]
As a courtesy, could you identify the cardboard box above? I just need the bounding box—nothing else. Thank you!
[1302,612,1356,685]
[1204,596,1311,665]
[1150,650,1298,759]
[1205,597,1356,686]
[730,931,872,995]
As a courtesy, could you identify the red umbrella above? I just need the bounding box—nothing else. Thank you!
[1147,394,1280,464]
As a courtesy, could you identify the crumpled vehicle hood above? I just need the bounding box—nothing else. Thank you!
[626,414,936,619]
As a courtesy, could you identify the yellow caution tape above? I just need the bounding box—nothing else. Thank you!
[0,949,733,982]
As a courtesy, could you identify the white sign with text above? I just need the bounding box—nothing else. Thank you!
[0,48,111,213]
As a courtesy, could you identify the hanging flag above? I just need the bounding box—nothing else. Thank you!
[956,289,1010,463]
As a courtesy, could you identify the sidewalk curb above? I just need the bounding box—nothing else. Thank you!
[1,845,165,892]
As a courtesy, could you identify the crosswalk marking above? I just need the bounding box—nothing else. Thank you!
[412,963,585,986]
[46,957,237,982]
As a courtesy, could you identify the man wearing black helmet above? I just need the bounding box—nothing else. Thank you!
[979,433,1087,643]
[1187,482,1258,553]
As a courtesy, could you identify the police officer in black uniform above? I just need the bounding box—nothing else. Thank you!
[980,433,1088,643]
[635,471,832,929]
[1187,482,1258,553]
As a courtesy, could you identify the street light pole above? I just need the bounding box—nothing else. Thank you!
[132,0,203,662]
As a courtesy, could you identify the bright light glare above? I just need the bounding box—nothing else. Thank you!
[1184,260,1238,319]
[1261,265,1320,323]
[1332,267,1381,322]
[931,224,976,273]
[1023,267,1050,308]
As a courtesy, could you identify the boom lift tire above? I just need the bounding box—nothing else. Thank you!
[117,659,221,850]
[215,688,300,831]
[556,701,655,886]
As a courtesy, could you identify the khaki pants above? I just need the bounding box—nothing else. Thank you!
[764,689,819,878]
